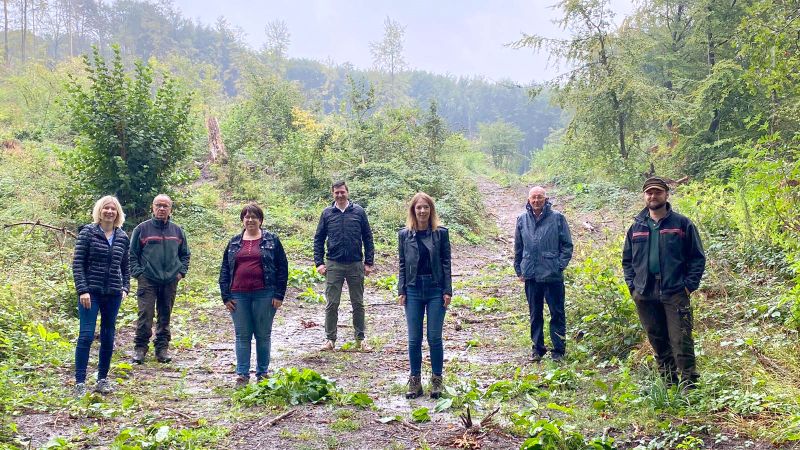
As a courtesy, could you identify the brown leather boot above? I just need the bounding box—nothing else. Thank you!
[405,375,423,399]
[430,375,444,399]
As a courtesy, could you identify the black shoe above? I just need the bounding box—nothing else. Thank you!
[155,348,172,363]
[551,353,564,362]
[132,347,146,364]
[529,353,543,362]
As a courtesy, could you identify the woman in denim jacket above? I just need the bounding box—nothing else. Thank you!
[397,192,452,399]
[219,203,288,388]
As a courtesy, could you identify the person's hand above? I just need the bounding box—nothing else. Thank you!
[443,294,452,308]
[79,293,91,309]
[518,277,525,283]
[365,264,374,276]
[685,287,691,296]
[176,273,184,282]
[316,264,327,275]
[272,299,283,308]
[121,291,128,300]
[225,300,236,312]
[398,295,406,306]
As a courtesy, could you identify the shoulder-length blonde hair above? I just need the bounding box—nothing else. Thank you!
[91,196,125,228]
[406,192,440,231]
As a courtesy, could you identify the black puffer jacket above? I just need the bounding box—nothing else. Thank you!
[313,201,375,266]
[219,229,289,302]
[622,203,706,296]
[397,227,452,296]
[72,224,130,296]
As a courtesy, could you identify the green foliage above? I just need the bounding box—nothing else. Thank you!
[232,367,373,408]
[111,421,227,450]
[567,250,642,361]
[288,265,325,289]
[62,45,193,221]
[478,121,525,172]
[515,417,616,450]
[410,407,431,423]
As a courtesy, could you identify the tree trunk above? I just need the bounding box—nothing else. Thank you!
[3,0,8,65]
[206,116,228,163]
[20,0,26,61]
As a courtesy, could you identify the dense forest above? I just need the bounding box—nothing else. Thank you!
[0,0,799,449]
[0,0,563,172]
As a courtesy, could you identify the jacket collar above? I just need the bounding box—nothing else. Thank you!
[151,216,171,228]
[92,223,120,237]
[330,200,352,212]
[526,200,552,221]
[634,202,673,224]
[231,229,266,245]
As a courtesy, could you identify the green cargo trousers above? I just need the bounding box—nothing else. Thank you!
[633,288,698,384]
[324,260,365,342]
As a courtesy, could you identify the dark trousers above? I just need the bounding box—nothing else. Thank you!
[524,279,566,357]
[134,276,178,351]
[633,288,697,383]
[75,292,122,383]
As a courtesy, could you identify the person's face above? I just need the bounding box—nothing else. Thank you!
[414,200,431,227]
[242,212,262,231]
[332,186,349,204]
[152,198,172,220]
[644,187,668,210]
[100,202,118,224]
[528,190,547,212]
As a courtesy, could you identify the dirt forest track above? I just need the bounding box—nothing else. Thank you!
[219,177,535,448]
[13,178,780,449]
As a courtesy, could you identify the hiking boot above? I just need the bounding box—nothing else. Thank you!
[155,348,172,363]
[132,347,147,364]
[551,353,564,362]
[235,375,249,389]
[405,375,423,399]
[430,375,444,399]
[94,378,113,395]
[73,383,87,398]
[529,352,543,363]
[256,373,269,383]
[353,340,372,352]
[319,340,335,352]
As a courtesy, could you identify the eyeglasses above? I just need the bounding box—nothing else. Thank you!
[154,203,172,209]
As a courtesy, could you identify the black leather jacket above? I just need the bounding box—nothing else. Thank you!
[219,229,289,302]
[398,227,452,296]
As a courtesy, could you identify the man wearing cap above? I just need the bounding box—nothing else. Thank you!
[622,177,705,386]
[514,186,573,362]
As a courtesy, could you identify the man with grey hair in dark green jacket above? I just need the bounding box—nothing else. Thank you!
[130,194,191,364]
[514,186,573,362]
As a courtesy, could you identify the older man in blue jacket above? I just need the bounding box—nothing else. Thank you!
[514,186,573,362]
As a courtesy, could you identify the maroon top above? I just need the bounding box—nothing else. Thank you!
[230,238,266,292]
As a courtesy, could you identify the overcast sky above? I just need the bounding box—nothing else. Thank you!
[172,0,636,84]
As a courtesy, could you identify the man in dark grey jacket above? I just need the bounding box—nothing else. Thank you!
[514,186,573,362]
[130,194,190,364]
[313,181,375,351]
[623,177,705,387]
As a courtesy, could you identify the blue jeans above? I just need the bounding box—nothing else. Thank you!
[524,279,566,357]
[75,292,123,383]
[404,275,446,376]
[229,289,276,377]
